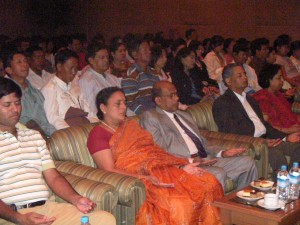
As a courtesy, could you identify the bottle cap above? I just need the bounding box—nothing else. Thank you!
[293,162,299,167]
[281,165,287,170]
[81,216,89,223]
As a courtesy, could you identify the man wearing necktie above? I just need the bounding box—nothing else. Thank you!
[140,81,258,191]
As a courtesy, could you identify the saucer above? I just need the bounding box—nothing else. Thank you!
[236,190,264,201]
[257,199,285,210]
[250,181,274,191]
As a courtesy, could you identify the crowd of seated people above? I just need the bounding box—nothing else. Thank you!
[1,30,300,224]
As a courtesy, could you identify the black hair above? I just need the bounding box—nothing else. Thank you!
[171,38,186,53]
[3,50,25,68]
[273,36,290,52]
[174,47,193,71]
[25,46,44,58]
[222,62,243,87]
[236,38,250,47]
[185,29,196,39]
[109,36,125,53]
[291,40,300,53]
[86,42,108,63]
[224,38,235,53]
[150,45,165,68]
[54,49,78,68]
[126,37,146,59]
[189,40,203,55]
[209,35,224,50]
[232,43,249,54]
[250,38,269,56]
[258,63,282,89]
[95,87,124,120]
[68,34,82,45]
[0,77,22,99]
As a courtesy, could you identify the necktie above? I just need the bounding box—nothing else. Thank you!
[174,114,207,158]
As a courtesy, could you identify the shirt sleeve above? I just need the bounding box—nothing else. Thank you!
[34,131,56,171]
[87,126,113,155]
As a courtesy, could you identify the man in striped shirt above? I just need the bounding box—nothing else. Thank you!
[0,78,115,225]
[121,37,160,115]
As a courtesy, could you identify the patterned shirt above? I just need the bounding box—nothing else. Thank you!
[121,64,159,115]
[0,123,55,205]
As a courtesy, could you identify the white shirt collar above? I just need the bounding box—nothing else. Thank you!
[89,67,106,79]
[233,91,247,103]
[161,109,176,119]
[54,76,71,91]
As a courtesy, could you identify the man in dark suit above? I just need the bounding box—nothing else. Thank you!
[213,63,300,172]
[140,80,258,191]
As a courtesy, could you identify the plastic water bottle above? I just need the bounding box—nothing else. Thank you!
[277,165,289,201]
[81,216,91,225]
[289,162,300,200]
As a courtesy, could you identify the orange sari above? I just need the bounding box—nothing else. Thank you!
[110,119,223,225]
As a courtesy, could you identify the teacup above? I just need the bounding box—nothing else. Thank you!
[264,193,278,206]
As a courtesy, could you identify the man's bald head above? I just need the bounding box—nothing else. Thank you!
[152,81,179,112]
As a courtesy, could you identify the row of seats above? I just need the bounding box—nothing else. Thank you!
[46,99,270,225]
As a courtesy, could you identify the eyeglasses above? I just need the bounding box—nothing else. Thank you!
[161,93,178,98]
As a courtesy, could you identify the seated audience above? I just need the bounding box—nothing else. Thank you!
[223,38,235,65]
[140,81,258,190]
[109,37,132,78]
[164,38,186,73]
[87,87,223,225]
[26,46,54,90]
[41,49,98,130]
[15,37,30,52]
[0,57,4,77]
[121,38,160,115]
[45,38,55,71]
[79,43,121,115]
[212,63,300,172]
[249,38,269,76]
[290,40,300,73]
[274,35,300,86]
[150,45,171,81]
[189,40,206,65]
[202,38,211,57]
[171,47,219,105]
[68,34,87,70]
[185,28,198,47]
[4,51,55,137]
[0,77,115,225]
[266,47,277,64]
[189,41,221,88]
[204,35,226,82]
[219,44,261,94]
[253,64,300,133]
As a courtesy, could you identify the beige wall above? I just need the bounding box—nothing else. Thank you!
[0,0,299,42]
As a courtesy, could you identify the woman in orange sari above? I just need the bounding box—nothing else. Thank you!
[87,87,223,225]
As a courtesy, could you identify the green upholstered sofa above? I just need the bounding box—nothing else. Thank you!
[186,100,269,178]
[47,123,146,225]
[46,100,269,225]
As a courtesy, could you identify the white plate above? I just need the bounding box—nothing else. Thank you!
[250,181,274,191]
[236,190,264,201]
[257,199,285,210]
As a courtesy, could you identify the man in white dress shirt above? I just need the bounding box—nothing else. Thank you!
[213,63,300,172]
[79,43,121,115]
[140,81,258,190]
[26,46,53,90]
[42,49,98,130]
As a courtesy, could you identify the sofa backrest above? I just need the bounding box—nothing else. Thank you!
[47,123,97,167]
[186,100,218,132]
